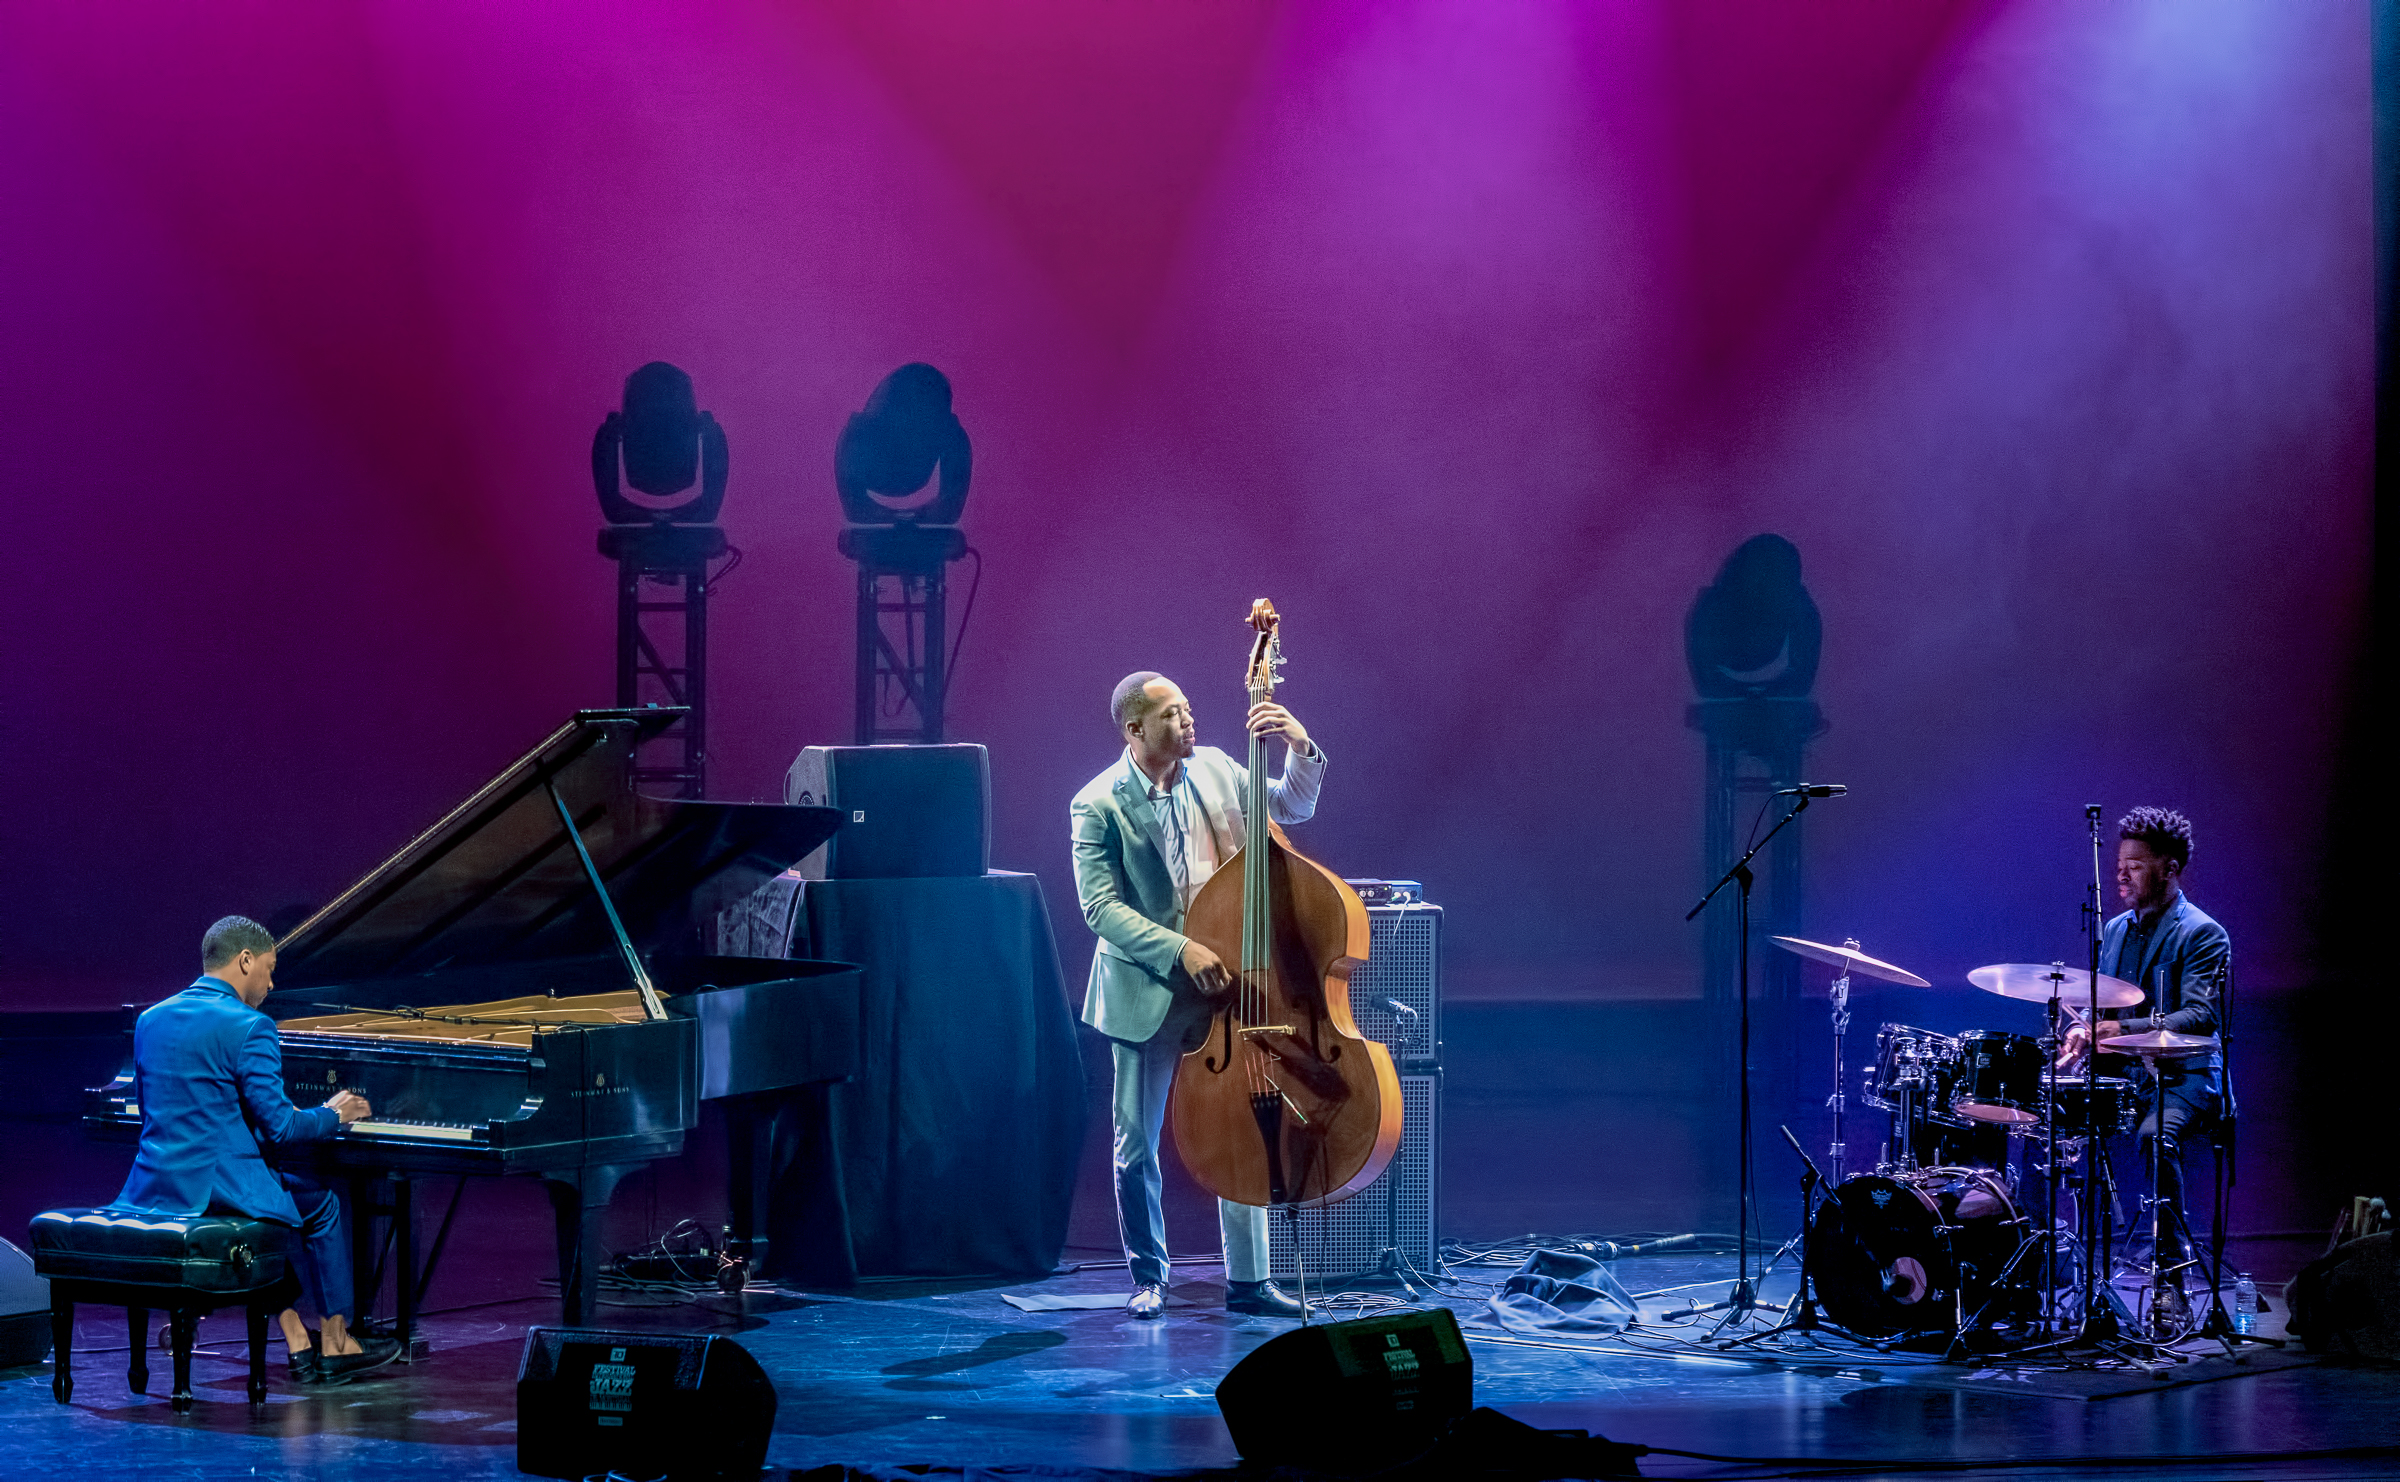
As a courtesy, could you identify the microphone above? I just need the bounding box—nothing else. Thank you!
[1774,783,1847,798]
[1382,997,1418,1020]
[1574,1234,1700,1261]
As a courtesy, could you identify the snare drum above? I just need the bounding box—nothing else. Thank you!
[2045,1074,2139,1139]
[1952,1029,2043,1125]
[1864,1024,1965,1126]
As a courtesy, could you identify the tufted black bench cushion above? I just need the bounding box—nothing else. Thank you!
[29,1207,299,1413]
[29,1208,292,1291]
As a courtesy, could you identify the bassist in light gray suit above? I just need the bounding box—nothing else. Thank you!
[1071,671,1325,1319]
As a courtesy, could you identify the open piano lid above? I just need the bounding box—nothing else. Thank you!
[272,709,843,990]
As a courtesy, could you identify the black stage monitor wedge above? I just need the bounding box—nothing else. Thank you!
[0,1237,50,1367]
[517,1327,775,1480]
[1215,1308,1472,1472]
[784,743,990,879]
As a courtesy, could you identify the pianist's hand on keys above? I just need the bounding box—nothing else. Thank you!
[325,1089,372,1123]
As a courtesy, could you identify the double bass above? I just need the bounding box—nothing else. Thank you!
[1169,599,1402,1209]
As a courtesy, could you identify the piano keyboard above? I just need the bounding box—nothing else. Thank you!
[345,1119,484,1143]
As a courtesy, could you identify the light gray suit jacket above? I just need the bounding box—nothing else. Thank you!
[1070,743,1328,1045]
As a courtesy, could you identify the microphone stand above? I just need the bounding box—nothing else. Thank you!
[1687,791,1815,1334]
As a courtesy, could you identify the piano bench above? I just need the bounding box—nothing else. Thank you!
[28,1207,300,1415]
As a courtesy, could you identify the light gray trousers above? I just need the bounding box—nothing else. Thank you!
[1109,1027,1267,1288]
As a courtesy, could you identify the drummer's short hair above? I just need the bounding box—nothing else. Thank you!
[1112,671,1168,731]
[2119,807,2193,870]
[201,915,276,970]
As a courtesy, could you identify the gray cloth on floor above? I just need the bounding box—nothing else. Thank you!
[1484,1248,1641,1334]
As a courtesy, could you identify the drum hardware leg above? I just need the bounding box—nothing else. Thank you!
[1727,1128,1828,1350]
[1826,959,1853,1188]
[2193,1128,2280,1354]
[1946,1228,2049,1360]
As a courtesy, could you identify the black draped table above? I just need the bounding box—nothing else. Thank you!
[761,869,1085,1283]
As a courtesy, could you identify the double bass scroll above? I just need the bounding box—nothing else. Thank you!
[1168,599,1402,1210]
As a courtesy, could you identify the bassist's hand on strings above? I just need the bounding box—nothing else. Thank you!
[1246,702,1312,757]
[1181,939,1234,1000]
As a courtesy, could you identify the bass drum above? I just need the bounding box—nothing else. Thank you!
[1810,1168,2027,1337]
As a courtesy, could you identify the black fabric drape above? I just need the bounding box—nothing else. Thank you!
[775,871,1084,1281]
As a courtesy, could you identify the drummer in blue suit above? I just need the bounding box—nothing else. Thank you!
[111,916,398,1383]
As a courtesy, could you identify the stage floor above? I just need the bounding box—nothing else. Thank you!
[5,1255,2397,1482]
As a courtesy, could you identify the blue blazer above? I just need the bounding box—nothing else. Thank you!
[2100,893,2228,1093]
[111,976,338,1225]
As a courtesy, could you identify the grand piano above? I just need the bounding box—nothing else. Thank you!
[87,709,861,1338]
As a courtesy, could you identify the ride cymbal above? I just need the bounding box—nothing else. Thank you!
[1769,936,1931,988]
[1968,963,2143,1008]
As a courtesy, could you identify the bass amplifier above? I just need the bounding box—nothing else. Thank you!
[1267,887,1440,1285]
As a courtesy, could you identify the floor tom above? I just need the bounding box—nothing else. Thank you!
[2044,1074,2140,1139]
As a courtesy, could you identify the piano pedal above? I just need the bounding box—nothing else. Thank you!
[353,1320,433,1364]
[711,1226,747,1295]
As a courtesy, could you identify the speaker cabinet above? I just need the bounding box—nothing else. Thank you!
[516,1327,774,1480]
[1215,1307,1472,1471]
[1268,894,1440,1283]
[783,743,990,879]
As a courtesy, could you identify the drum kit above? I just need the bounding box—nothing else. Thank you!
[1769,935,2222,1349]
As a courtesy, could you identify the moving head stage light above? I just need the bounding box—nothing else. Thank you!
[593,361,731,797]
[834,363,977,744]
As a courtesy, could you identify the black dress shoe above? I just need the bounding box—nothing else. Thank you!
[1225,1280,1306,1318]
[286,1346,320,1386]
[317,1335,402,1385]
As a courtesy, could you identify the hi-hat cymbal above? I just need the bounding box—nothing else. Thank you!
[2098,1029,2220,1058]
[1968,963,2144,1008]
[1769,936,1931,988]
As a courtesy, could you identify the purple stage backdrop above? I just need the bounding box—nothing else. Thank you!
[0,2,2372,1229]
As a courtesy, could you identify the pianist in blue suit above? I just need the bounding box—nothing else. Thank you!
[111,916,398,1383]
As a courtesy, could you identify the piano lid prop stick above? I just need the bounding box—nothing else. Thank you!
[545,779,668,1022]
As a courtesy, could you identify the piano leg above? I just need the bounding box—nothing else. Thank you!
[393,1177,418,1360]
[345,1175,376,1329]
[725,1092,773,1270]
[544,1164,636,1328]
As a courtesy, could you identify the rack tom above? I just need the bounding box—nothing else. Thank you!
[1863,1024,1965,1127]
[1951,1030,2043,1125]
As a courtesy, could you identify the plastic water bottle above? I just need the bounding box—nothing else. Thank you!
[2233,1272,2258,1334]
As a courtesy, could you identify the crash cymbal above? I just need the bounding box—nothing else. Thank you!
[2098,1029,2220,1058]
[1968,963,2144,1008]
[1768,936,1931,988]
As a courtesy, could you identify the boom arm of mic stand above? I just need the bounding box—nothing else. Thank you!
[1686,795,1811,922]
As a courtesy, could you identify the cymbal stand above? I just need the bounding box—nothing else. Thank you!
[2123,1049,2200,1346]
[2071,805,2118,1345]
[1826,950,1854,1186]
[2193,968,2278,1353]
[1686,792,1814,1336]
[2037,976,2069,1338]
